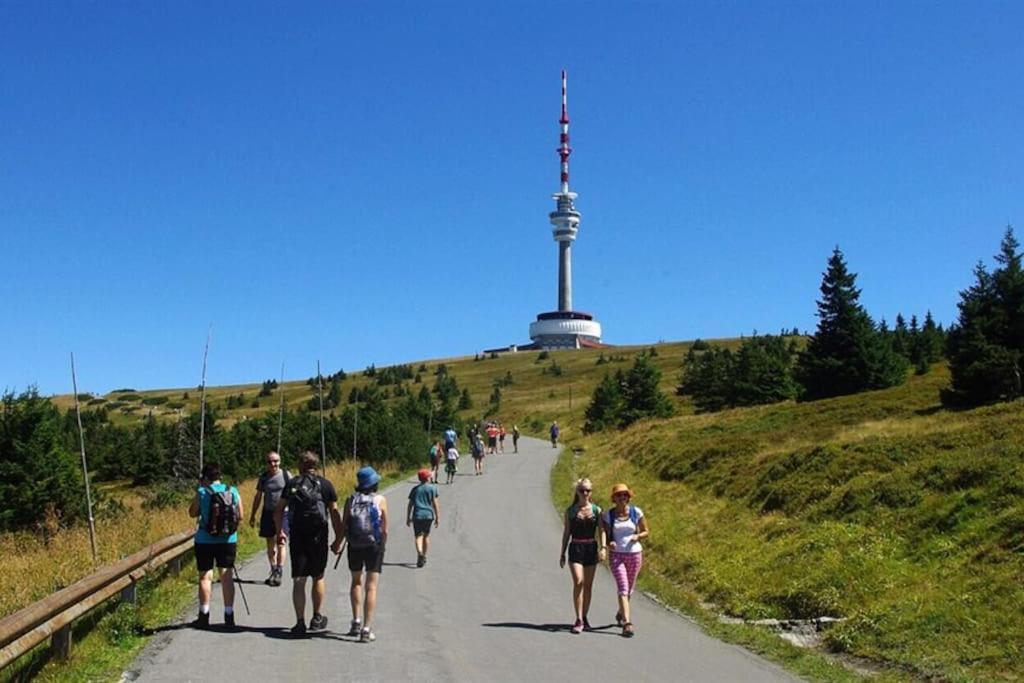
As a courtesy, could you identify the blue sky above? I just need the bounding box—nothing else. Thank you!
[2,1,1022,395]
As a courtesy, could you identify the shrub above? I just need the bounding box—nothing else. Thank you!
[142,396,168,406]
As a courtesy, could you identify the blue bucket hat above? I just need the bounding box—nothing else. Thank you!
[356,466,381,490]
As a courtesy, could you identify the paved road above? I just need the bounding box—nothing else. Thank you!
[128,437,795,682]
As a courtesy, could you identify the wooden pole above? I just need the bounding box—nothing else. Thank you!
[352,403,358,460]
[316,360,326,470]
[276,362,285,455]
[69,353,98,565]
[198,329,211,474]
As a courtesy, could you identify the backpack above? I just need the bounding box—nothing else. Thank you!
[347,492,382,548]
[606,505,639,544]
[288,473,328,532]
[205,486,240,538]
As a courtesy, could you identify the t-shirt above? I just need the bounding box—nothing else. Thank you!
[608,506,644,554]
[446,447,459,461]
[408,483,439,520]
[195,482,241,545]
[550,424,560,437]
[486,426,499,439]
[256,469,290,515]
[285,474,338,539]
[444,429,457,446]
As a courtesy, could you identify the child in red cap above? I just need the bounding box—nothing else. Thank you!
[406,469,440,568]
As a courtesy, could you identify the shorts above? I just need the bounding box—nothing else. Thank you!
[258,509,277,538]
[195,542,237,572]
[347,543,385,573]
[472,452,484,460]
[567,541,599,566]
[412,518,433,536]
[488,436,497,448]
[290,533,329,578]
[445,460,457,473]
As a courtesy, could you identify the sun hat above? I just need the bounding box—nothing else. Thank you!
[357,466,382,490]
[610,483,633,499]
[417,468,431,482]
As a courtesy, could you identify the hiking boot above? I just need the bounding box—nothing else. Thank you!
[271,567,283,587]
[570,619,583,634]
[291,620,308,636]
[347,620,362,637]
[193,612,210,629]
[224,612,236,629]
[359,627,375,643]
[309,613,328,632]
[264,570,275,586]
[416,554,425,568]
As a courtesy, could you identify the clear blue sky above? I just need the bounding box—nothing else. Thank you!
[3,2,1022,395]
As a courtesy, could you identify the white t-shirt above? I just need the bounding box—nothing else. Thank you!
[608,506,644,554]
[446,447,459,461]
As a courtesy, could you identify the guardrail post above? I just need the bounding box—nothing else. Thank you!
[52,625,72,661]
[170,556,182,573]
[120,583,137,604]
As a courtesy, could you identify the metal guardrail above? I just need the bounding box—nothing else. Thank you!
[0,530,195,670]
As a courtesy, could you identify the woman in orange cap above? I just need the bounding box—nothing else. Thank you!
[603,483,649,637]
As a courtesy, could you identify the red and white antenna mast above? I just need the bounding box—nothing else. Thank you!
[558,69,572,194]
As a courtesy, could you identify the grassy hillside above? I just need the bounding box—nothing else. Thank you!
[554,364,1024,681]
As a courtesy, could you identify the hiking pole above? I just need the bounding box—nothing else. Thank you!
[316,360,327,471]
[333,539,348,570]
[70,352,99,565]
[276,362,285,454]
[198,328,211,474]
[230,565,252,615]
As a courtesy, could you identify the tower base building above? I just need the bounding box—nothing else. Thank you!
[529,311,603,349]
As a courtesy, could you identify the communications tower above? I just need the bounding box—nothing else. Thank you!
[528,70,603,349]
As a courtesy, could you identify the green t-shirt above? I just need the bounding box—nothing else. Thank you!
[408,483,439,520]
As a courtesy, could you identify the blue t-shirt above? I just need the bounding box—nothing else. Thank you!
[444,429,457,447]
[195,482,241,544]
[407,483,439,521]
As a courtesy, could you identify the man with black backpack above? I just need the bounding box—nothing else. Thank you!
[188,463,243,630]
[274,451,342,636]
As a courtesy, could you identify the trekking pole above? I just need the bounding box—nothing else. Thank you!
[316,360,327,471]
[276,362,285,454]
[333,539,348,570]
[198,328,211,474]
[231,565,252,615]
[70,353,99,565]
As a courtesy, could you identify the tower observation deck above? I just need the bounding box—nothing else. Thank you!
[528,70,604,350]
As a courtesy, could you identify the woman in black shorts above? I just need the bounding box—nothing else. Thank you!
[559,478,605,634]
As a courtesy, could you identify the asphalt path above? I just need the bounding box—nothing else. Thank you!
[128,437,795,682]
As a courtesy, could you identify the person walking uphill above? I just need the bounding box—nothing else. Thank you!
[550,421,560,448]
[407,469,440,568]
[603,483,649,637]
[249,451,290,586]
[559,478,604,634]
[274,451,343,636]
[341,466,389,642]
[189,463,243,630]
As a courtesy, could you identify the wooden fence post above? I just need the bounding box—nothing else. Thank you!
[52,625,72,660]
[120,584,137,604]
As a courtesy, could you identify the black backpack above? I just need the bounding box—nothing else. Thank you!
[205,486,240,537]
[288,473,328,531]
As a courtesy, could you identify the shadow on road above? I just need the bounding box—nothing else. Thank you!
[482,622,621,636]
[382,561,418,569]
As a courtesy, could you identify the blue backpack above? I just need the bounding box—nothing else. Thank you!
[606,505,639,544]
[347,492,382,548]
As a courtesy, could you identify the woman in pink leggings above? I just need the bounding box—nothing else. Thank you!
[603,483,649,637]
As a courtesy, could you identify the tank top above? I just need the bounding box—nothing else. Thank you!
[567,503,600,541]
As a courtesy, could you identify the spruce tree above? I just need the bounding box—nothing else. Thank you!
[584,371,624,433]
[944,226,1024,404]
[619,355,674,427]
[795,248,907,400]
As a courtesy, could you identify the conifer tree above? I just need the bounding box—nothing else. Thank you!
[795,248,908,400]
[619,355,674,427]
[584,371,624,433]
[943,226,1024,404]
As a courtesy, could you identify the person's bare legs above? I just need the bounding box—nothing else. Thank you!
[414,533,425,557]
[349,571,363,622]
[363,571,380,627]
[265,537,276,569]
[292,576,308,622]
[309,575,325,615]
[422,533,431,557]
[569,563,585,621]
[219,567,235,609]
[618,593,630,626]
[198,569,213,607]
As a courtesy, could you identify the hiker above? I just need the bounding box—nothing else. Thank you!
[485,422,499,454]
[406,468,440,568]
[512,425,520,453]
[559,478,604,634]
[274,451,342,636]
[443,426,458,452]
[471,432,485,475]
[445,446,459,484]
[341,466,389,642]
[550,421,560,448]
[249,451,290,586]
[499,424,506,453]
[189,463,243,629]
[603,483,649,637]
[429,441,443,483]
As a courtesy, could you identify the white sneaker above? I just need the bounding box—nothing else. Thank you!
[360,627,375,643]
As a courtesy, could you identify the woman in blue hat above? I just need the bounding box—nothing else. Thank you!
[339,466,389,642]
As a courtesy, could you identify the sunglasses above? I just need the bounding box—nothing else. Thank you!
[578,488,592,494]
[267,461,280,465]
[613,493,630,499]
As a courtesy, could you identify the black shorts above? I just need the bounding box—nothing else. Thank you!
[347,543,385,573]
[258,509,278,538]
[412,519,433,536]
[567,541,599,566]
[487,436,497,447]
[195,542,237,571]
[290,533,329,578]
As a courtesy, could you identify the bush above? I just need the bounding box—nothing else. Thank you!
[142,396,168,406]
[86,397,107,405]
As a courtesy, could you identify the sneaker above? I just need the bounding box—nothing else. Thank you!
[291,620,308,636]
[264,570,275,586]
[271,568,283,587]
[359,627,375,643]
[193,612,210,629]
[416,555,425,568]
[570,619,583,635]
[224,612,236,629]
[347,620,362,637]
[309,613,328,632]
[615,610,625,626]
[583,617,592,631]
